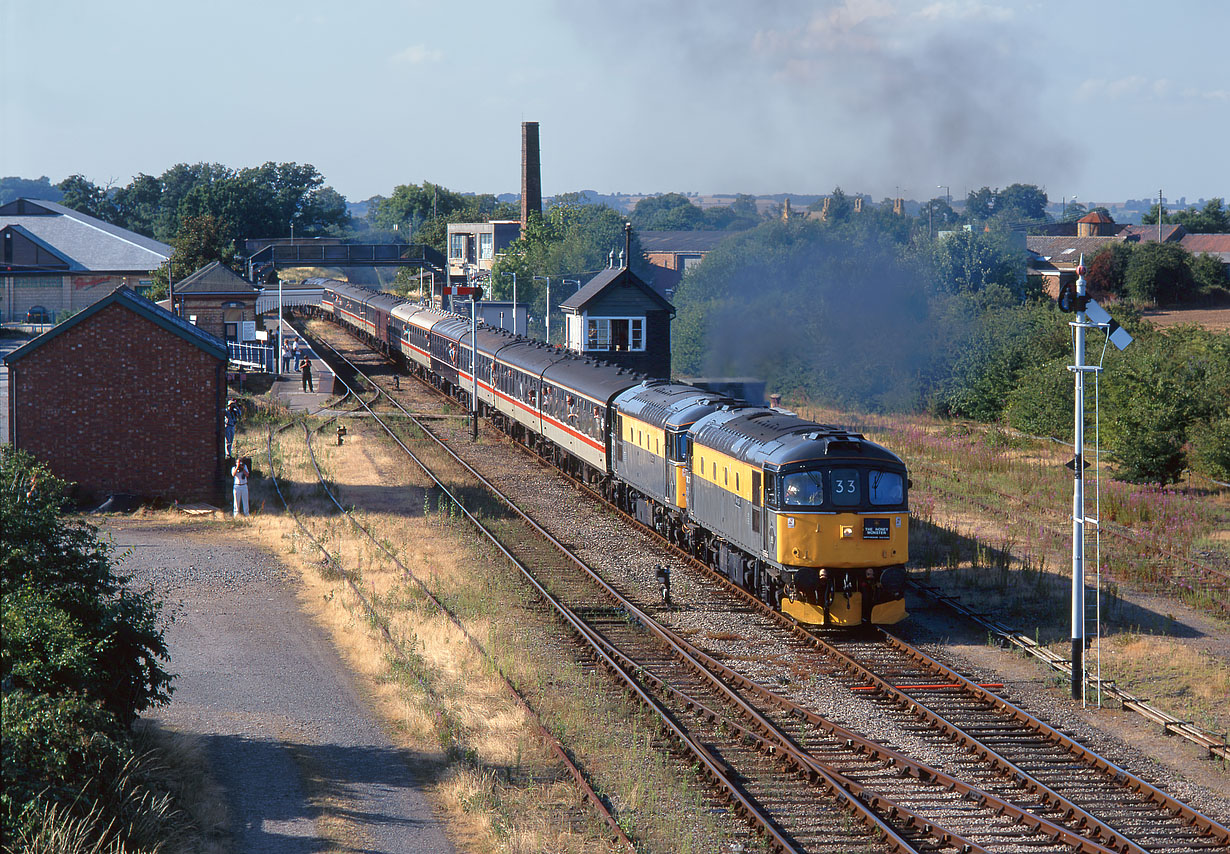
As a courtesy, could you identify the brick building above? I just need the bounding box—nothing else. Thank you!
[4,286,228,504]
[1,197,171,324]
[173,260,262,342]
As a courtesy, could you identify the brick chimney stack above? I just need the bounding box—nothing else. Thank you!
[521,122,542,229]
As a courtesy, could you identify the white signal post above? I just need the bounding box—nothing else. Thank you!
[1069,262,1090,701]
[1065,257,1132,701]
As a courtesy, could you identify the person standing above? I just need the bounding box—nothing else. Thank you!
[282,339,292,373]
[292,340,301,371]
[301,357,314,392]
[224,400,240,457]
[232,457,250,517]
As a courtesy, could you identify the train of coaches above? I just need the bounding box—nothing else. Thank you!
[315,278,910,626]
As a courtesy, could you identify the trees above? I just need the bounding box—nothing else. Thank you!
[55,175,115,221]
[1,447,172,839]
[1123,241,1195,305]
[0,176,63,206]
[147,213,235,299]
[489,201,644,339]
[964,184,1048,224]
[1085,242,1135,299]
[1143,198,1229,234]
[929,228,1031,301]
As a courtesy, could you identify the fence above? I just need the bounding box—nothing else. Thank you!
[227,341,276,372]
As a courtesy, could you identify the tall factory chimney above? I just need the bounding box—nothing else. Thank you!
[521,122,542,229]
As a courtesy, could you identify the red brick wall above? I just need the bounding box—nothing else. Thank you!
[9,302,224,503]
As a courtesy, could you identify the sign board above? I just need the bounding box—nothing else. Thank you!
[241,321,257,341]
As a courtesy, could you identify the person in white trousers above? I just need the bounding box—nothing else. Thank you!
[232,458,250,517]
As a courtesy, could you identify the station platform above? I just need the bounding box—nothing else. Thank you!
[265,319,339,412]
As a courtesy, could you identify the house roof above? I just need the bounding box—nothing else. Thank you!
[1077,211,1115,224]
[3,285,227,366]
[174,260,261,295]
[0,198,170,272]
[1025,236,1120,268]
[1180,233,1230,254]
[639,230,737,254]
[1119,223,1185,242]
[558,266,675,314]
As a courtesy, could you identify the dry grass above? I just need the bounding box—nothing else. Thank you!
[237,416,735,852]
[1101,635,1230,733]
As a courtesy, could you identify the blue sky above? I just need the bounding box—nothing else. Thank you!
[3,0,1226,206]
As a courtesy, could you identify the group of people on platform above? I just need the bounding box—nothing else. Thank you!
[281,337,315,391]
[226,333,322,518]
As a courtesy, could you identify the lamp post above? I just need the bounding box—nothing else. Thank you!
[533,275,551,344]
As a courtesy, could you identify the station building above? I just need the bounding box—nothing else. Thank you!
[3,286,228,504]
[172,260,262,342]
[1,198,170,324]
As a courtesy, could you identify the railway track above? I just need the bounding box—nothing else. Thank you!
[296,316,1230,853]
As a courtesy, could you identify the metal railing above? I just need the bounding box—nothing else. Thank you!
[227,341,276,372]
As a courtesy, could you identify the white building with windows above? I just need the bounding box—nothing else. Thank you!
[445,220,520,286]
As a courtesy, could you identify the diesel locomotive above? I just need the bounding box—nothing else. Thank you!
[314,278,909,626]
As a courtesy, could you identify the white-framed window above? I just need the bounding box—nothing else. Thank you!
[449,233,464,259]
[479,232,493,260]
[584,317,645,352]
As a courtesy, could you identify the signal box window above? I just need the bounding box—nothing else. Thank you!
[479,233,494,260]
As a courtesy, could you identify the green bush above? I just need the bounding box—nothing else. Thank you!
[1,690,129,834]
[1,447,174,844]
[1190,415,1230,482]
[0,447,173,725]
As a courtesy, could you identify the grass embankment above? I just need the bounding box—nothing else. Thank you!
[797,403,1230,745]
[235,410,738,853]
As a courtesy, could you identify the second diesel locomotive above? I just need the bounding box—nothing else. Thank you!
[315,278,909,626]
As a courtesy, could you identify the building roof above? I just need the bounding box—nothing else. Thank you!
[1025,236,1120,268]
[3,285,227,366]
[558,266,675,314]
[1179,233,1230,254]
[639,230,737,253]
[174,260,261,295]
[0,198,170,272]
[1077,211,1115,224]
[1119,223,1185,242]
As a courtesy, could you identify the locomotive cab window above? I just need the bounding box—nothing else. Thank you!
[782,470,824,507]
[869,470,904,506]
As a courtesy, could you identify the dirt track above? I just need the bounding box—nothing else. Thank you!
[107,519,455,854]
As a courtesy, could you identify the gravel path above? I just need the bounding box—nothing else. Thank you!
[105,518,455,854]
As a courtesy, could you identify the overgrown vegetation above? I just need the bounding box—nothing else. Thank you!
[1,447,176,849]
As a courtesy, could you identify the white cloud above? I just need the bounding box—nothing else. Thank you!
[389,44,443,65]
